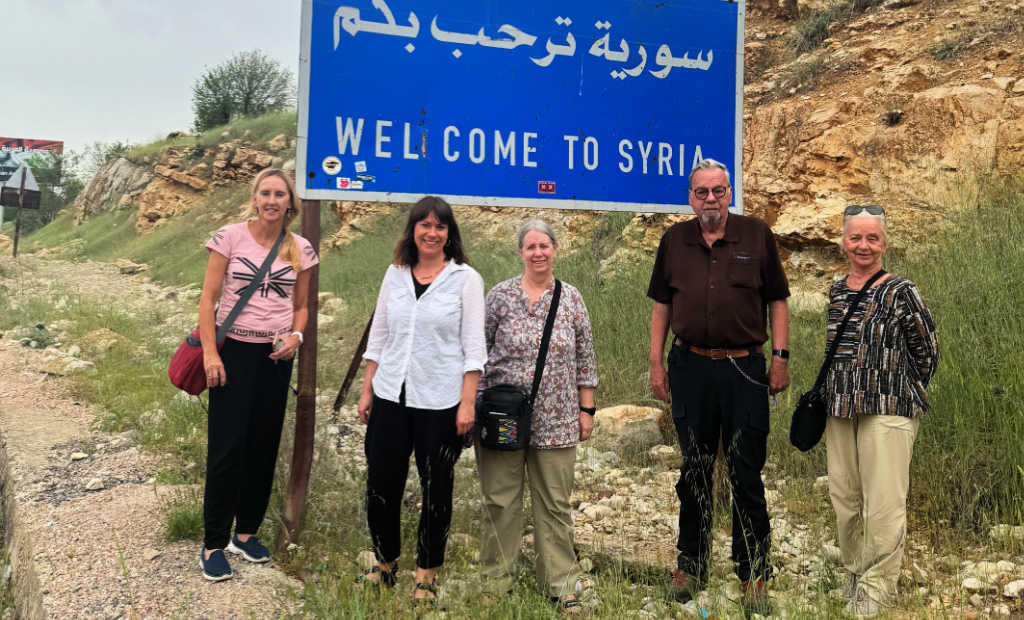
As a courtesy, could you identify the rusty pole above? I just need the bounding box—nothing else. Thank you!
[278,198,320,549]
[12,165,26,257]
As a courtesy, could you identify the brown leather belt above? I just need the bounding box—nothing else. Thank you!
[688,345,753,360]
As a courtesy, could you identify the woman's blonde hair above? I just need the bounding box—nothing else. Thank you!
[245,168,302,273]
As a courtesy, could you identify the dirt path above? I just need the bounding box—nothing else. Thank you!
[0,255,301,619]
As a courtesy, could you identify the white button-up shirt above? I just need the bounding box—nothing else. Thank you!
[364,261,486,410]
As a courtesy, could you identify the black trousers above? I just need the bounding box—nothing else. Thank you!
[203,338,292,550]
[667,344,772,582]
[364,392,463,569]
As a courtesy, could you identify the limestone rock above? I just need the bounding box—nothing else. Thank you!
[1004,580,1024,599]
[115,259,148,274]
[85,478,105,491]
[70,452,89,461]
[962,577,997,593]
[73,158,151,221]
[267,134,289,151]
[592,405,669,452]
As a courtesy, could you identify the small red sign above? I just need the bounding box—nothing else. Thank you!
[537,181,556,194]
[337,177,350,189]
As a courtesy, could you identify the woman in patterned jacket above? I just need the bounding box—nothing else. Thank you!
[476,219,599,613]
[823,205,939,617]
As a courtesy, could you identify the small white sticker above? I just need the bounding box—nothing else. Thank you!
[322,156,341,175]
[354,161,367,173]
[350,180,364,189]
[337,177,350,189]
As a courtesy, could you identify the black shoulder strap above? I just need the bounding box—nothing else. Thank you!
[528,280,562,408]
[813,270,886,390]
[211,228,288,344]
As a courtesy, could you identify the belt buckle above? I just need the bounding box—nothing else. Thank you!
[709,348,727,360]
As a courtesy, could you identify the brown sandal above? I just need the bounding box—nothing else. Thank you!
[414,580,438,606]
[353,564,397,590]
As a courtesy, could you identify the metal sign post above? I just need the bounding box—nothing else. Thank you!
[278,199,321,549]
[297,0,745,213]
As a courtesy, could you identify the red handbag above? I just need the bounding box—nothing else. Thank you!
[168,228,286,394]
[168,327,220,395]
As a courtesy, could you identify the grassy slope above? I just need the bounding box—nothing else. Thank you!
[9,123,1024,615]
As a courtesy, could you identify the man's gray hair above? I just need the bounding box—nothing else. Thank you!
[688,158,731,187]
[518,219,557,249]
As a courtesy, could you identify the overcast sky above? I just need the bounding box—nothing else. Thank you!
[6,1,301,155]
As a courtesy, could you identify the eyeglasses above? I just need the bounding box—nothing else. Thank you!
[691,186,729,200]
[844,204,885,216]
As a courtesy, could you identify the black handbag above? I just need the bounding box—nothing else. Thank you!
[790,270,886,452]
[478,280,562,451]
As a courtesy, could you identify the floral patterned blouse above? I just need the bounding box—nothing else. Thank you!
[481,277,599,448]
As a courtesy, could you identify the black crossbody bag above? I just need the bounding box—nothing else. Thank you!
[478,280,562,451]
[790,270,885,452]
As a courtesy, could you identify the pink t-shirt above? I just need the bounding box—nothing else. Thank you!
[205,222,319,343]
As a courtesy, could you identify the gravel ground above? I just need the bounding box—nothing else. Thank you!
[0,256,302,619]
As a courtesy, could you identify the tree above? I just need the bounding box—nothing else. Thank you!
[191,50,295,132]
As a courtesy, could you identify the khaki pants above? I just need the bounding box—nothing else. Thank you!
[826,414,919,605]
[476,444,579,599]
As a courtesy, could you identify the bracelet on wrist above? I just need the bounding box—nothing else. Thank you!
[580,406,596,416]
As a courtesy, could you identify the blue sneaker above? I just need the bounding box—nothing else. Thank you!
[200,549,233,582]
[226,535,271,563]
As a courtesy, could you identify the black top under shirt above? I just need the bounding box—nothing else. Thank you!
[412,272,429,299]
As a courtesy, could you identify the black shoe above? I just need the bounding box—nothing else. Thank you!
[670,569,699,603]
[226,535,271,563]
[200,549,233,582]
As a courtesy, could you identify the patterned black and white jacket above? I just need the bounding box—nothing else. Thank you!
[822,275,940,419]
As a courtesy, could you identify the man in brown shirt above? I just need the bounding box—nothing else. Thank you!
[647,159,790,612]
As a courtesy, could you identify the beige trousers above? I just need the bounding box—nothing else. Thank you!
[476,444,579,599]
[826,414,919,605]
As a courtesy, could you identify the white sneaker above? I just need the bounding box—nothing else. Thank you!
[844,587,881,618]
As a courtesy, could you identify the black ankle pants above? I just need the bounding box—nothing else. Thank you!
[364,393,463,569]
[203,338,292,550]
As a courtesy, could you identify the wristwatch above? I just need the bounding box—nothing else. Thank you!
[580,406,596,416]
[771,348,789,360]
[291,331,304,345]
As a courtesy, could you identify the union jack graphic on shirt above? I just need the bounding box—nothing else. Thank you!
[232,258,296,298]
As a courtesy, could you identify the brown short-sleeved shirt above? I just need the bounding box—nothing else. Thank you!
[647,214,789,348]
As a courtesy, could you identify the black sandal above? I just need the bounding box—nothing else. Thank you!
[353,564,397,590]
[414,580,438,606]
[560,595,583,614]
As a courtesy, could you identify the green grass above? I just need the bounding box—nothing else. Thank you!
[11,114,1024,615]
[162,488,204,541]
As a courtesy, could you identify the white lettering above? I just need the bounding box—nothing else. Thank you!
[691,144,704,172]
[494,130,516,166]
[658,142,673,175]
[563,135,579,170]
[584,137,599,171]
[403,123,420,160]
[618,139,634,173]
[336,117,365,155]
[469,128,486,164]
[637,141,653,174]
[375,120,392,158]
[679,144,686,176]
[523,132,538,168]
[443,126,460,162]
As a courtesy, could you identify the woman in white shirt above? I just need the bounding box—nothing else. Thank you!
[355,196,486,603]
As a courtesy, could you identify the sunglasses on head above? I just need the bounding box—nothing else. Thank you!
[844,204,885,216]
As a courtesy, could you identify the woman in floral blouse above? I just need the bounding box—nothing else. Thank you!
[476,219,598,613]
[823,205,938,617]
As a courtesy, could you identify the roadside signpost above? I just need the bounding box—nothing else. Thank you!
[288,0,745,545]
[0,163,42,257]
[298,0,745,213]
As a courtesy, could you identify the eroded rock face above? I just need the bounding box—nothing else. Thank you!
[73,158,151,221]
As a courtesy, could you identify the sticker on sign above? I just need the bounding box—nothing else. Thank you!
[537,181,556,194]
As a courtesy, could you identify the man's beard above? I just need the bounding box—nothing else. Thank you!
[700,210,722,227]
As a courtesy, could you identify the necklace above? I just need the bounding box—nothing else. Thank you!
[414,261,447,282]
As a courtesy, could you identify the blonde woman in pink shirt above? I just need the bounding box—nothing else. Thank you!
[196,168,319,582]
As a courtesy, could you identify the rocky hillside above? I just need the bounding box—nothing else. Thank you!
[68,0,1023,280]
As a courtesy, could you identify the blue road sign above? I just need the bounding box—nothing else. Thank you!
[298,0,744,212]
